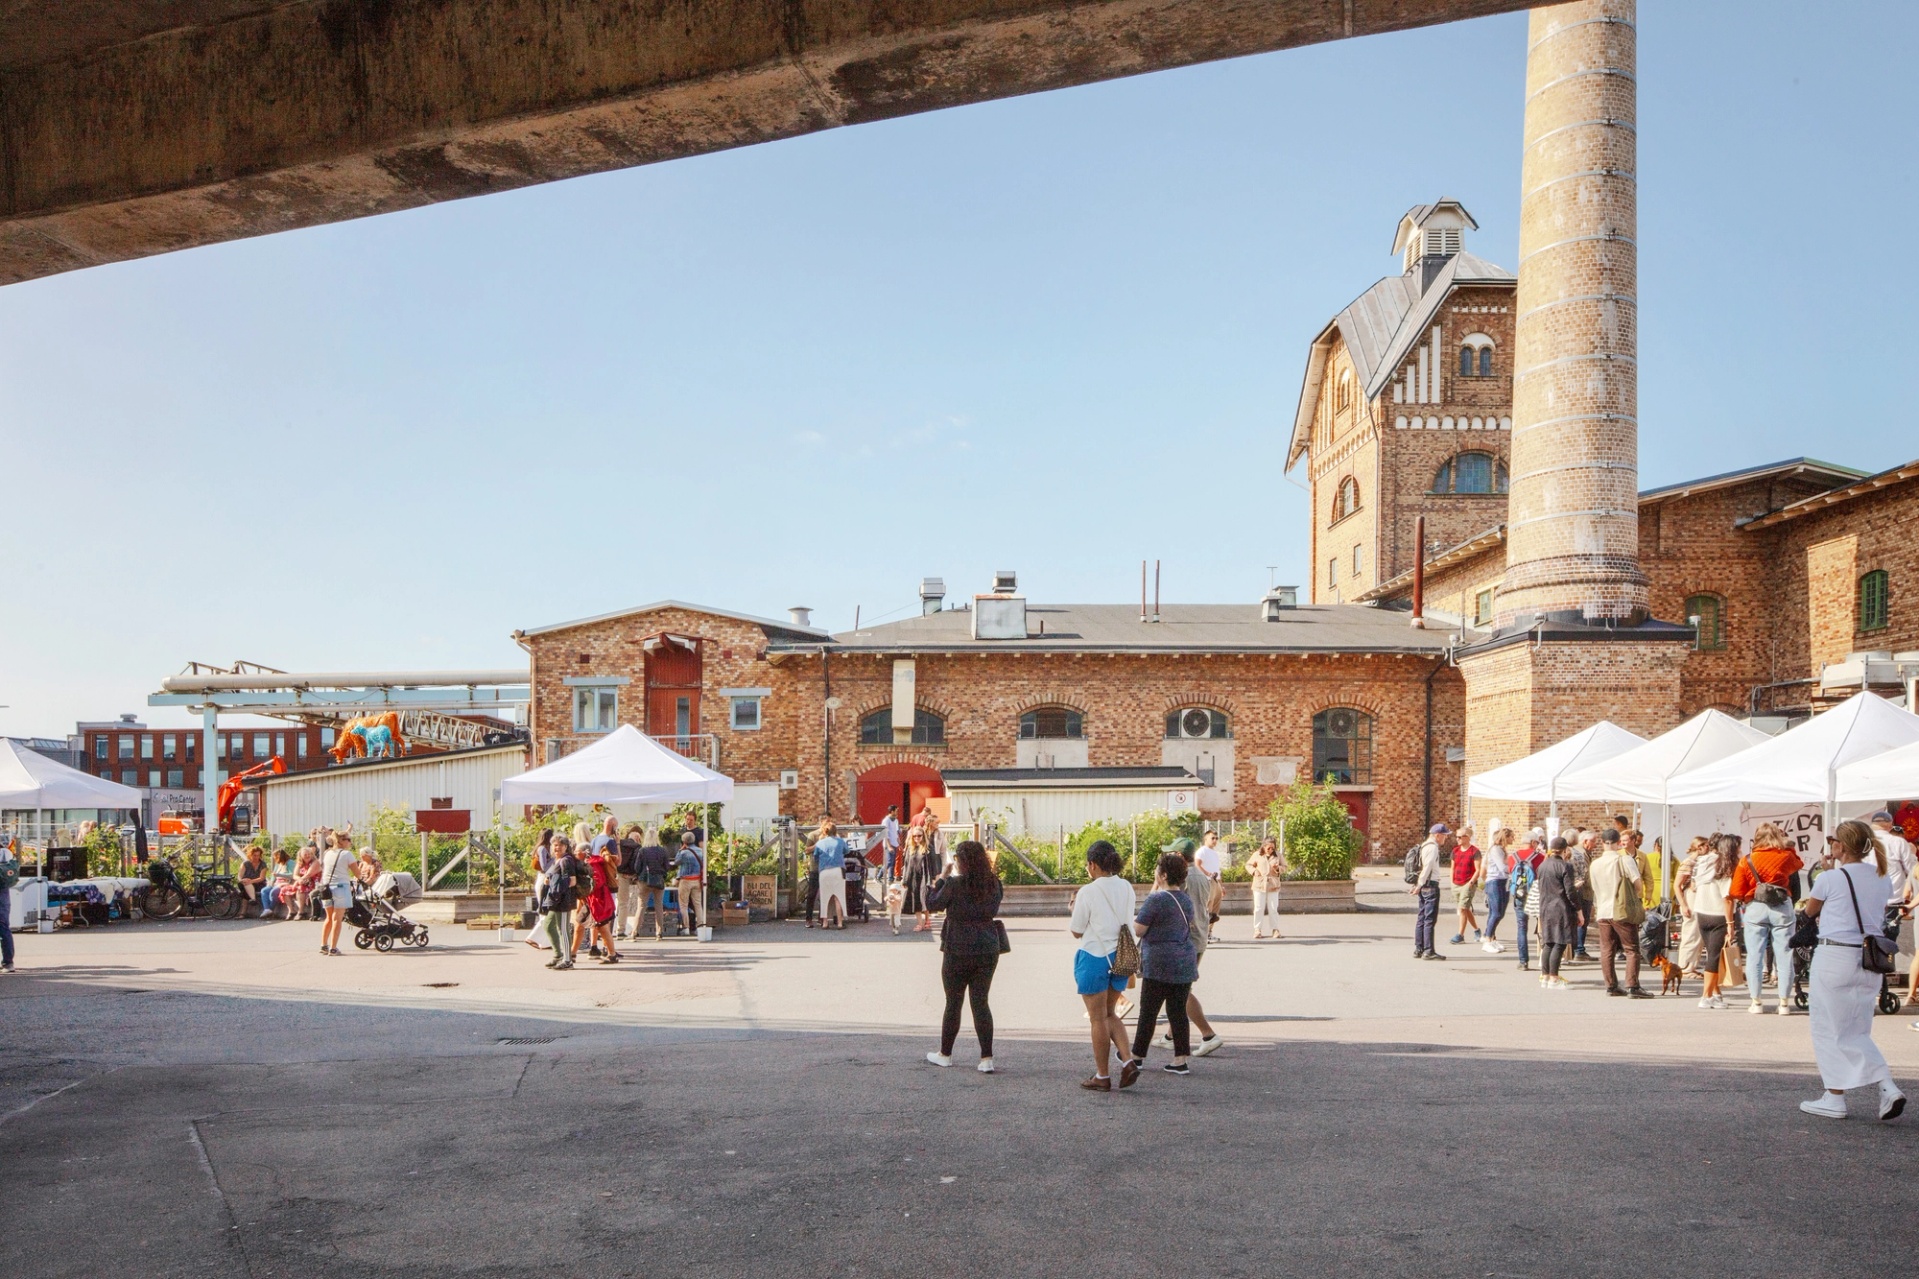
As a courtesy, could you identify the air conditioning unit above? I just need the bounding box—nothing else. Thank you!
[778,769,799,791]
[1179,708,1214,739]
[1326,708,1358,738]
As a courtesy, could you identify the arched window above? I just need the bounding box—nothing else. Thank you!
[1165,708,1230,740]
[1685,593,1726,651]
[1433,451,1507,495]
[1312,708,1374,785]
[1860,570,1891,632]
[1331,476,1360,523]
[1457,333,1495,378]
[1479,346,1493,377]
[860,707,945,745]
[1458,345,1474,378]
[1019,706,1083,740]
[1336,371,1354,413]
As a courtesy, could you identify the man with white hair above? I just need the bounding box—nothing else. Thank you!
[1870,810,1916,982]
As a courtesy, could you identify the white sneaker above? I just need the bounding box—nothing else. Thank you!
[977,1058,995,1074]
[1482,940,1498,954]
[1777,1004,1793,1015]
[1157,1033,1174,1047]
[925,1052,953,1068]
[1193,1034,1224,1058]
[1800,1092,1848,1120]
[1880,1079,1906,1121]
[1697,997,1715,1009]
[1748,1002,1766,1015]
[1711,996,1727,1010]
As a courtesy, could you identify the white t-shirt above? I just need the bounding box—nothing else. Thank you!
[879,815,901,850]
[1877,829,1916,900]
[1069,875,1137,957]
[1482,844,1512,880]
[320,847,358,887]
[1810,862,1891,944]
[1692,867,1730,917]
[1195,843,1222,877]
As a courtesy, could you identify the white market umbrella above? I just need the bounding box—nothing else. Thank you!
[1667,692,1919,826]
[1834,737,1919,804]
[1466,721,1648,821]
[0,738,143,810]
[499,725,734,807]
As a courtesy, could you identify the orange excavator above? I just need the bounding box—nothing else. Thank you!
[218,757,286,834]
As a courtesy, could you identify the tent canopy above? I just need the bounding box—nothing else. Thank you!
[1834,737,1919,804]
[1666,692,1919,807]
[0,739,143,810]
[498,725,734,807]
[1554,709,1773,804]
[1466,721,1647,803]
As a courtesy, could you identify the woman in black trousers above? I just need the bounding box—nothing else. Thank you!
[1535,837,1584,990]
[1118,853,1202,1086]
[925,839,1004,1073]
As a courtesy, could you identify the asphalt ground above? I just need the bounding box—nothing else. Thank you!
[4,876,1918,1277]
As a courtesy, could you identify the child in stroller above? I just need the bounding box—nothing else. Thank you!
[348,871,429,952]
[1791,905,1901,1015]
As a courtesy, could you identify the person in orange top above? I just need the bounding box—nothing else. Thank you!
[1727,822,1805,1015]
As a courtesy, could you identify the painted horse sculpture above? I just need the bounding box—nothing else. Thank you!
[328,711,406,763]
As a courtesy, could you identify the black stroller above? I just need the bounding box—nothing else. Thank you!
[1789,906,1903,1015]
[348,872,429,952]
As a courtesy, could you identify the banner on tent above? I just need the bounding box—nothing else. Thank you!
[1668,804,1823,860]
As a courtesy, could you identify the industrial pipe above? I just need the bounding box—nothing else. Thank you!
[160,670,528,693]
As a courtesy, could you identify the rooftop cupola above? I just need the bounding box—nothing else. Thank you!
[1393,199,1478,291]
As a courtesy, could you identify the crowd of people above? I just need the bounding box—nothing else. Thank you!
[1416,810,1915,1119]
[520,816,707,969]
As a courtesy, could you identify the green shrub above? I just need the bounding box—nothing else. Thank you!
[1268,783,1361,881]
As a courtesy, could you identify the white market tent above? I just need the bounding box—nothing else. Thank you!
[1666,692,1919,816]
[1466,721,1647,819]
[1833,736,1919,804]
[499,725,734,807]
[0,738,142,811]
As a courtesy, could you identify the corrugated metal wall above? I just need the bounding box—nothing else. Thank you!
[256,748,525,837]
[948,787,1186,838]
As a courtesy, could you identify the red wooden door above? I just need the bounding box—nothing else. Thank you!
[1334,790,1370,839]
[643,636,702,740]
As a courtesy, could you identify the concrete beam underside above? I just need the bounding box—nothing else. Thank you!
[0,0,1531,285]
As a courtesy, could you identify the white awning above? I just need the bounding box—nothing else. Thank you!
[1466,721,1647,803]
[498,725,733,807]
[1553,709,1773,804]
[0,739,143,809]
[1834,738,1919,804]
[1666,692,1919,807]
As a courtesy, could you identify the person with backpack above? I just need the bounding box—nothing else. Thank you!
[1729,821,1804,1015]
[634,829,672,940]
[541,835,580,968]
[0,833,19,972]
[675,831,706,936]
[1069,840,1138,1090]
[1588,828,1651,998]
[1509,833,1542,971]
[614,822,645,941]
[1799,819,1905,1121]
[1407,824,1451,960]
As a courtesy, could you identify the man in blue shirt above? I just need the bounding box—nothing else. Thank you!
[675,832,705,935]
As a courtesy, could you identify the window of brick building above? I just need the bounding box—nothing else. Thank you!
[730,697,762,732]
[1474,589,1494,627]
[1327,558,1338,587]
[94,737,107,760]
[1353,544,1364,576]
[573,685,619,734]
[1331,476,1361,524]
[166,769,184,788]
[162,733,176,761]
[1165,708,1230,740]
[1480,347,1493,377]
[861,707,945,745]
[185,736,195,762]
[1019,707,1083,740]
[253,733,270,759]
[1860,570,1890,632]
[1312,708,1374,785]
[141,734,154,760]
[1433,451,1507,495]
[1336,372,1353,413]
[1685,593,1726,650]
[118,736,133,760]
[121,770,137,786]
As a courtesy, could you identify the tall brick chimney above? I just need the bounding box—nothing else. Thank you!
[1496,0,1648,627]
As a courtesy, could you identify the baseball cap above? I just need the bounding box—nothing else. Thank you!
[1429,823,1450,835]
[1871,809,1895,823]
[1161,837,1198,855]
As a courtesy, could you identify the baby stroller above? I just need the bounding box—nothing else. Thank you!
[1789,907,1903,1015]
[349,871,429,952]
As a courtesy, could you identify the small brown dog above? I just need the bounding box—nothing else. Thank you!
[1652,955,1683,995]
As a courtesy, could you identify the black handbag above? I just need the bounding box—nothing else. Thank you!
[994,920,1012,954]
[1838,867,1896,975]
[1788,909,1820,952]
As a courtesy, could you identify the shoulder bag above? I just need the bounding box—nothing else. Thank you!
[1109,885,1140,978]
[1839,866,1897,975]
[1747,856,1792,909]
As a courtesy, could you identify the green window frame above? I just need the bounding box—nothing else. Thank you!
[1685,593,1726,651]
[1860,570,1890,632]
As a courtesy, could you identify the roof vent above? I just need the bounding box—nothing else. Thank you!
[991,570,1017,594]
[787,607,813,628]
[972,587,1027,640]
[1261,587,1299,621]
[920,577,946,616]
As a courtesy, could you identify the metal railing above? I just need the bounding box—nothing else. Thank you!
[543,732,720,769]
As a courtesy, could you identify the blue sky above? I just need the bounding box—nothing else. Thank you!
[2,1,1914,734]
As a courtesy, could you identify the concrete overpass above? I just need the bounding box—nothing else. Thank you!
[1,0,1531,286]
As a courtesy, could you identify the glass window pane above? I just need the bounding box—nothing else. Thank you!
[95,737,107,759]
[141,735,154,759]
[599,690,617,730]
[1479,347,1493,377]
[119,736,133,759]
[167,769,184,788]
[1455,452,1493,493]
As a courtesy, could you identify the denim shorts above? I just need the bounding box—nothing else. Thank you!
[329,884,353,909]
[1074,948,1126,996]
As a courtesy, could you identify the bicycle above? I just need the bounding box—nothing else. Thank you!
[141,857,243,921]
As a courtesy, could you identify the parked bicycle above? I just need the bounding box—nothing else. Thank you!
[141,857,243,920]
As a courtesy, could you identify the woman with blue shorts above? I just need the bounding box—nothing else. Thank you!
[1069,841,1138,1091]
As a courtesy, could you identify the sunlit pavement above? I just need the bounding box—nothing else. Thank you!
[4,880,1915,1276]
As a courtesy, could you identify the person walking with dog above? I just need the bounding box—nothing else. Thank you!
[1730,822,1804,1015]
[924,839,1004,1074]
[1685,834,1736,1009]
[1589,828,1651,998]
[1070,840,1138,1090]
[1799,819,1905,1122]
[1409,824,1451,961]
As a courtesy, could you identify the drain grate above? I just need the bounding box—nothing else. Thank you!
[423,982,459,988]
[500,1036,564,1045]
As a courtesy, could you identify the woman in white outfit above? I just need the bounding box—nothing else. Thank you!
[1800,819,1905,1121]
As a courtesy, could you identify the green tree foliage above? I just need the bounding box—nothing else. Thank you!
[1268,782,1360,882]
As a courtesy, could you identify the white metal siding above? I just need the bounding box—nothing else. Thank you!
[948,787,1183,838]
[255,748,526,837]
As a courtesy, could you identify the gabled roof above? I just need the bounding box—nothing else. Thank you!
[1738,457,1919,530]
[514,600,831,641]
[1638,457,1866,504]
[1287,251,1514,470]
[1391,200,1480,255]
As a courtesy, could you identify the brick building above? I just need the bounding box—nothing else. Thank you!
[77,714,335,793]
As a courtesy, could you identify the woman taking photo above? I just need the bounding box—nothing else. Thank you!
[924,839,1004,1073]
[1800,820,1905,1121]
[1685,834,1737,1009]
[1069,840,1137,1090]
[1119,853,1201,1084]
[1245,837,1286,940]
[1534,837,1583,989]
